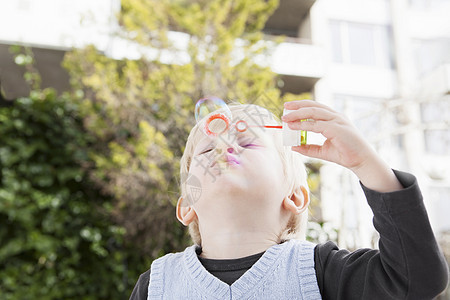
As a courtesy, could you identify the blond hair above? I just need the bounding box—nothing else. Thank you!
[179,103,309,245]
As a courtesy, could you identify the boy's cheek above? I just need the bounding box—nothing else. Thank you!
[191,154,212,168]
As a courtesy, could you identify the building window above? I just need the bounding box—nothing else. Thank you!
[412,38,450,76]
[429,186,450,231]
[329,20,394,68]
[333,94,405,151]
[421,97,450,156]
[334,94,384,140]
[409,0,450,10]
[17,0,31,10]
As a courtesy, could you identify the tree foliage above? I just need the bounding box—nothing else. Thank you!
[0,0,329,298]
[63,0,287,264]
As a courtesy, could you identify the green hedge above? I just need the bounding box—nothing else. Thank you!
[0,89,131,299]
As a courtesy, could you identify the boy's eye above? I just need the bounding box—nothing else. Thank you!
[198,142,258,154]
[200,149,213,155]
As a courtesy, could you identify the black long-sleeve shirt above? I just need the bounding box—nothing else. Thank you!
[130,170,449,299]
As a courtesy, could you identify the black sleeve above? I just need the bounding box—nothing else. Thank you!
[129,270,150,300]
[314,170,449,300]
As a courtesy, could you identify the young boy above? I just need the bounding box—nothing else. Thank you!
[130,100,448,299]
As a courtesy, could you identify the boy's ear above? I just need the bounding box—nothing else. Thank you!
[282,186,309,215]
[176,196,198,226]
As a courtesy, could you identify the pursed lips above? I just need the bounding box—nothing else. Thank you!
[210,154,240,167]
[226,156,240,165]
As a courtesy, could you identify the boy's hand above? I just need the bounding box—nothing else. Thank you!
[282,100,403,193]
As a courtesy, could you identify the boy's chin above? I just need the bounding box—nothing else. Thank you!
[206,164,244,181]
[207,176,251,196]
[214,168,247,181]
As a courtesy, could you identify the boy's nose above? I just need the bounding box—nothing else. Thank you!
[211,143,240,167]
[214,142,237,156]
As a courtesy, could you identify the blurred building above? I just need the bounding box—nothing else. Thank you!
[308,0,450,249]
[0,0,120,99]
[0,0,449,250]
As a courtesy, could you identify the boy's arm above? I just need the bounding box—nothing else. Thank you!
[129,270,150,300]
[315,169,448,299]
[283,100,449,298]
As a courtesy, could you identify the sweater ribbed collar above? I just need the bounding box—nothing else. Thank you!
[182,239,295,299]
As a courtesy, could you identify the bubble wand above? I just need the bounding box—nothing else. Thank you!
[195,97,307,145]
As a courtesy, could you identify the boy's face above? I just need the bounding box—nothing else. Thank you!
[186,117,289,228]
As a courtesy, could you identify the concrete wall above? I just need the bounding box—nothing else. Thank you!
[0,44,69,99]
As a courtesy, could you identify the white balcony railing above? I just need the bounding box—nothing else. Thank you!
[416,63,450,98]
[271,42,324,78]
[0,0,324,82]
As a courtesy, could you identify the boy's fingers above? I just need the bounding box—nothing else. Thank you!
[284,100,337,113]
[287,120,339,139]
[291,144,324,160]
[287,120,324,134]
[282,107,340,123]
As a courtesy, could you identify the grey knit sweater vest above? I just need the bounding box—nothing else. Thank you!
[147,239,322,299]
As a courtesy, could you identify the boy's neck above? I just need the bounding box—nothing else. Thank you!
[198,232,280,259]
